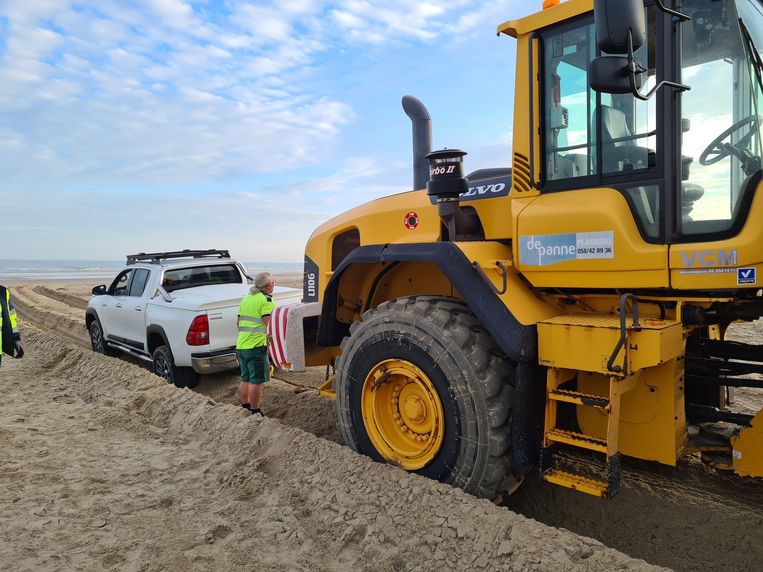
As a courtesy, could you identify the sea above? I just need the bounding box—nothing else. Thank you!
[0,259,303,282]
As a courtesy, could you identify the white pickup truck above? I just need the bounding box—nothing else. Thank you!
[85,249,301,387]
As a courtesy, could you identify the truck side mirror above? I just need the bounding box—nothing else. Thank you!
[594,0,645,54]
[92,285,107,296]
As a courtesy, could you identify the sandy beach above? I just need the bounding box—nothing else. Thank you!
[2,278,762,571]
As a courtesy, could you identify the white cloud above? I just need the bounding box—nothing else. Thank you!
[0,0,520,191]
[0,0,525,259]
[231,4,295,43]
[331,10,365,29]
[148,0,194,21]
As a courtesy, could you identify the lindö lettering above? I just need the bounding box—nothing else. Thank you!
[306,272,317,298]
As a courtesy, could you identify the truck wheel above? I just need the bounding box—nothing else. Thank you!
[152,345,199,388]
[335,296,521,499]
[89,317,118,357]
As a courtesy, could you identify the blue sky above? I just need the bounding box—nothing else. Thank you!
[0,0,534,262]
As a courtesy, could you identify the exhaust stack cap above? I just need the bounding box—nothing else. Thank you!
[426,148,468,202]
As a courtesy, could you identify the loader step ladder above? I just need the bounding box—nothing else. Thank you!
[539,294,642,499]
[542,375,636,498]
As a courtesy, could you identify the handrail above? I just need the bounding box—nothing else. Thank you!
[607,293,640,374]
[472,260,509,295]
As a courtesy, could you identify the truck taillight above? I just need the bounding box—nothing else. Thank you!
[186,315,209,346]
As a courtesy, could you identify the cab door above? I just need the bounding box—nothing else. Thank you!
[514,5,669,289]
[118,268,151,352]
[669,0,763,291]
[99,268,133,343]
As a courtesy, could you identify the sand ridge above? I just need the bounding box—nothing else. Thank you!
[5,280,763,571]
[0,326,658,571]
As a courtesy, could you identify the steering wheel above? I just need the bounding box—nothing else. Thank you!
[699,115,761,168]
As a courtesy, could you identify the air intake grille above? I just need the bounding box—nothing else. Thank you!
[512,153,532,193]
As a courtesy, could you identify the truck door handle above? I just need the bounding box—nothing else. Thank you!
[116,303,123,308]
[135,306,143,312]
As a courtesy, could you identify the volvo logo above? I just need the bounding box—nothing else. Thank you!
[461,183,506,198]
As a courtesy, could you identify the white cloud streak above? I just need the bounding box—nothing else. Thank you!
[0,0,522,259]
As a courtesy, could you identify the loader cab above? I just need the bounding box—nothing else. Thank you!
[511,0,763,289]
[541,5,659,238]
[546,0,763,238]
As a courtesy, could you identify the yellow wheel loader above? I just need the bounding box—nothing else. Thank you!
[281,0,763,499]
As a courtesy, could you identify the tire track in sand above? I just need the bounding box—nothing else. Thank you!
[14,283,763,571]
[1,326,657,571]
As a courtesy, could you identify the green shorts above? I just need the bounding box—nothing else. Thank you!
[237,346,270,384]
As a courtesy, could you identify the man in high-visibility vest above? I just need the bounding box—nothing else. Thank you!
[0,285,24,367]
[236,272,275,418]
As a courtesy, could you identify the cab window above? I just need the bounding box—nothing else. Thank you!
[109,270,133,296]
[541,9,659,238]
[543,22,597,180]
[162,264,242,292]
[679,0,763,237]
[129,268,151,297]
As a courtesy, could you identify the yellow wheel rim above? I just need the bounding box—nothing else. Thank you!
[361,359,445,470]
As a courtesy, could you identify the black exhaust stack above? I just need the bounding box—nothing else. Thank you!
[402,95,432,190]
[426,148,468,241]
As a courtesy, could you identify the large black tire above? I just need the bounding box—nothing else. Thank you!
[335,296,521,499]
[88,316,118,357]
[152,345,199,388]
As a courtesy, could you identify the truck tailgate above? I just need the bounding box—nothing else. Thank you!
[178,284,301,352]
[206,305,240,352]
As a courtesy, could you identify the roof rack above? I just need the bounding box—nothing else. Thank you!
[126,249,231,265]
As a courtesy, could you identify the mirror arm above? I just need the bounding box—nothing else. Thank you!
[626,30,690,101]
[654,0,691,22]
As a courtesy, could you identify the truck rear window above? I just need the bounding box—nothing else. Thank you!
[162,264,243,292]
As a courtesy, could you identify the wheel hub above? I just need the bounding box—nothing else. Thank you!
[361,359,444,470]
[403,395,425,423]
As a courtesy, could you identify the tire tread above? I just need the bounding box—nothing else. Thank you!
[335,295,521,499]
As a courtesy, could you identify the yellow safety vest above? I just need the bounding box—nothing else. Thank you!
[236,291,274,349]
[1,287,20,359]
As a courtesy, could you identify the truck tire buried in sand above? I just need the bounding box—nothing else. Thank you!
[335,296,522,499]
[152,344,199,388]
[88,315,118,357]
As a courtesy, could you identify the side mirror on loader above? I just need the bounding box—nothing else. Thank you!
[589,0,645,95]
[589,55,643,94]
[594,0,645,55]
[589,0,690,100]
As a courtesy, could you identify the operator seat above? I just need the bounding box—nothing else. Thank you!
[600,105,650,173]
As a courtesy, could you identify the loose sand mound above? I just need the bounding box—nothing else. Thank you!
[7,281,763,571]
[0,327,656,571]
